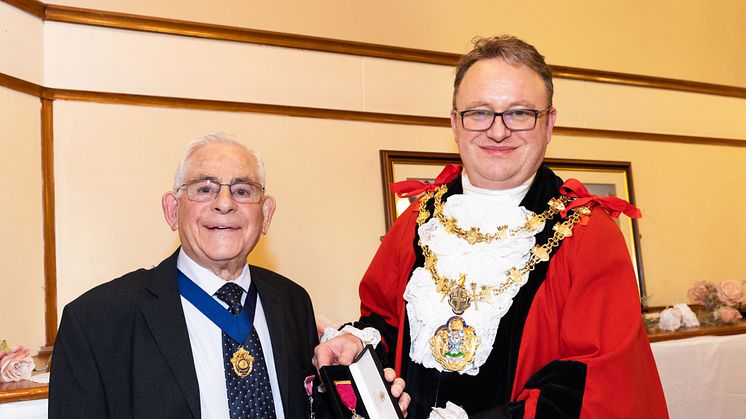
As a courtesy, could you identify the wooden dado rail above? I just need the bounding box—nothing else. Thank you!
[0,382,48,403]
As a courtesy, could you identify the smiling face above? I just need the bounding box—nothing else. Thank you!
[162,142,275,279]
[451,58,557,190]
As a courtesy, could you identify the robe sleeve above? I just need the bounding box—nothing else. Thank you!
[510,207,668,419]
[356,199,419,370]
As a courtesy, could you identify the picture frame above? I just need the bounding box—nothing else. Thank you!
[379,150,647,299]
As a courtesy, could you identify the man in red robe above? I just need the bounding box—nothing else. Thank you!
[314,35,668,418]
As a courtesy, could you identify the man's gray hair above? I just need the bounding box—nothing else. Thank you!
[172,132,266,193]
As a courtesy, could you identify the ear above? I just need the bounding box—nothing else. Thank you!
[260,195,276,235]
[544,107,558,145]
[450,110,459,135]
[162,192,179,231]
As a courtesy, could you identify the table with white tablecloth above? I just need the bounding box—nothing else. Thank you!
[2,333,746,418]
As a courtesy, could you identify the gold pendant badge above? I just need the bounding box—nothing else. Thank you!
[430,316,480,372]
[230,347,254,378]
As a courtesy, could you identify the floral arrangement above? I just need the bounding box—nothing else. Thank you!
[687,279,744,325]
[0,340,35,383]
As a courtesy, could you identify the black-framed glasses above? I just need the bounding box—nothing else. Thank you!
[177,179,265,204]
[456,108,552,132]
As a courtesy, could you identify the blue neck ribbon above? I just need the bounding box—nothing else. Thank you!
[177,270,258,344]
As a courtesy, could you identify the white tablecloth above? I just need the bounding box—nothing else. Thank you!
[0,399,46,419]
[651,333,746,419]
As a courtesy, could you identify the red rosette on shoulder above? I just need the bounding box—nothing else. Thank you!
[389,164,461,198]
[559,178,641,219]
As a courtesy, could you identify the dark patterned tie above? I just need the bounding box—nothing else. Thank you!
[215,282,277,419]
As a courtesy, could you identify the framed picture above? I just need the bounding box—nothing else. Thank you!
[379,150,646,299]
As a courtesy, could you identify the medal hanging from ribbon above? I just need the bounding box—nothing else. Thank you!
[305,375,316,419]
[334,380,366,419]
[178,270,259,378]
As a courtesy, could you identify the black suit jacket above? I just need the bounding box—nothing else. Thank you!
[49,250,320,418]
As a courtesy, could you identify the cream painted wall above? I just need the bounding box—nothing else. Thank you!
[0,1,44,83]
[53,0,746,87]
[0,88,45,350]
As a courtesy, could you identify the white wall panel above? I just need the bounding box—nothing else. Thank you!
[44,22,365,109]
[0,2,44,84]
[554,79,746,140]
[363,58,453,116]
[0,88,44,349]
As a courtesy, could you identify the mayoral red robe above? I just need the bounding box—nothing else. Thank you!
[357,165,668,419]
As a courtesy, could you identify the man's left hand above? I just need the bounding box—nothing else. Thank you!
[384,367,410,417]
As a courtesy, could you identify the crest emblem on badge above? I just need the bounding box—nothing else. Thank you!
[429,316,480,371]
[231,347,254,378]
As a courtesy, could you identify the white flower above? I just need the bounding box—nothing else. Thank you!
[658,307,683,331]
[673,303,700,328]
[0,346,34,383]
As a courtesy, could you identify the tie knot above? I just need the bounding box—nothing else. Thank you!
[215,282,244,315]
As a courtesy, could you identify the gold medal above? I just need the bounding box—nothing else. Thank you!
[230,346,254,378]
[430,316,480,372]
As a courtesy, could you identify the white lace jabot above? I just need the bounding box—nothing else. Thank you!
[403,172,538,375]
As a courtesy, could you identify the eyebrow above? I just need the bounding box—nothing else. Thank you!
[191,175,256,184]
[231,177,255,184]
[461,100,538,110]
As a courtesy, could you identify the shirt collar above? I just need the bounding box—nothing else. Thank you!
[176,249,252,296]
[461,171,534,205]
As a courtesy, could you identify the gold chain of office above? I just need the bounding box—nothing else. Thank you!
[432,186,569,245]
[416,184,591,315]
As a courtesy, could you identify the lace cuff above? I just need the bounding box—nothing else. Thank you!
[428,402,468,419]
[320,325,381,348]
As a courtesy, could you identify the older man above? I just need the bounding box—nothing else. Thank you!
[50,134,330,418]
[315,36,668,418]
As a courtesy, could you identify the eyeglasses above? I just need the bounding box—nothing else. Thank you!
[177,179,265,204]
[456,108,551,132]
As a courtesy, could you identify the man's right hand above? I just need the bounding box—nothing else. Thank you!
[312,334,364,369]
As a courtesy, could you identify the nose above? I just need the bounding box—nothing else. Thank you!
[212,185,236,213]
[485,115,511,142]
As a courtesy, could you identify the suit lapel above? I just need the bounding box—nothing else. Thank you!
[251,267,292,416]
[139,252,201,418]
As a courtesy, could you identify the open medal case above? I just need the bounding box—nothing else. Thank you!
[319,345,404,419]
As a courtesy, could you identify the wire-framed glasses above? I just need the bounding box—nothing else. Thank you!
[177,179,265,203]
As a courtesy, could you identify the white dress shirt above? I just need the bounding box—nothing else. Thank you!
[177,250,285,419]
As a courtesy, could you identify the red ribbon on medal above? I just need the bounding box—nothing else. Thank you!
[304,375,314,397]
[559,178,641,219]
[390,164,461,198]
[334,380,365,419]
